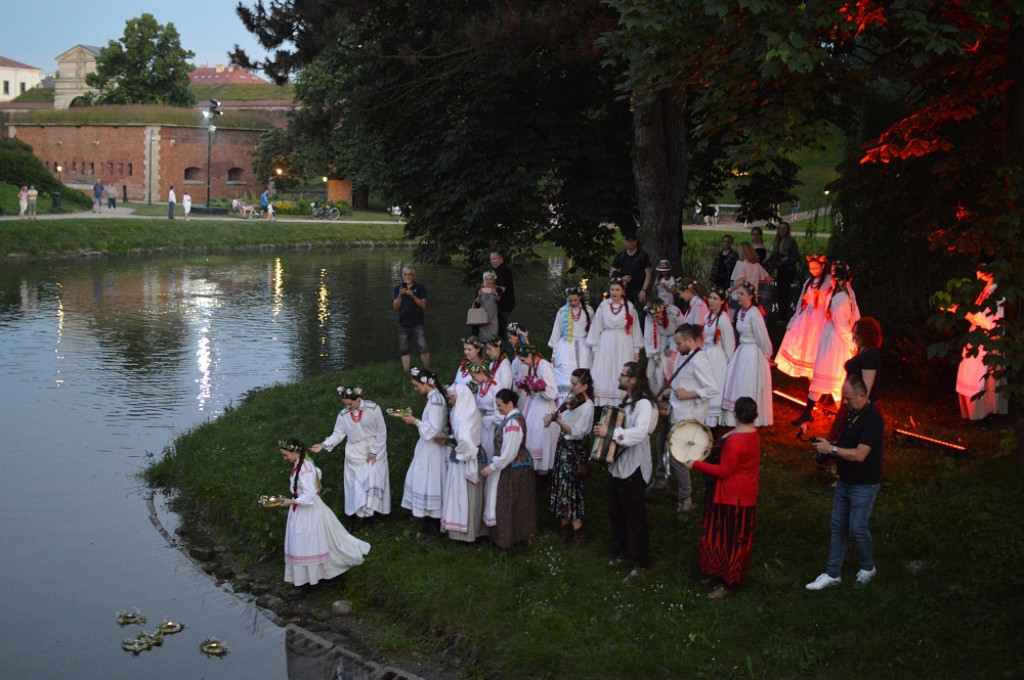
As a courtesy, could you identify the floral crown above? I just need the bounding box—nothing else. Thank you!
[806,254,827,264]
[410,367,437,386]
[645,300,665,316]
[739,281,757,295]
[337,385,362,399]
[506,321,526,336]
[564,286,585,298]
[515,343,540,357]
[608,275,626,287]
[486,334,503,347]
[277,440,304,453]
[467,362,490,375]
[461,336,485,350]
[831,260,852,281]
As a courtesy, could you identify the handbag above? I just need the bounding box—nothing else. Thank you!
[466,306,489,326]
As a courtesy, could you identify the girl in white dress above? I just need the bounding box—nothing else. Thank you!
[399,368,448,536]
[545,368,596,544]
[515,344,560,473]
[720,283,774,427]
[469,363,502,460]
[653,259,678,305]
[775,255,832,378]
[506,322,530,388]
[453,337,485,387]
[587,278,644,406]
[680,280,710,329]
[441,384,488,542]
[277,438,370,599]
[702,287,736,428]
[795,262,859,425]
[643,300,684,397]
[310,386,391,522]
[486,335,513,390]
[547,287,594,396]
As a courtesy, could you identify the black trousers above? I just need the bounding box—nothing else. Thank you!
[607,466,650,568]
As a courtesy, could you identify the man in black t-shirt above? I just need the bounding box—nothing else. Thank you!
[806,375,883,591]
[610,232,653,310]
[393,265,430,373]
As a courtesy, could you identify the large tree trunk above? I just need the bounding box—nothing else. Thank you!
[631,89,689,273]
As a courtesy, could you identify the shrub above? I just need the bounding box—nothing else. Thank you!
[0,149,61,193]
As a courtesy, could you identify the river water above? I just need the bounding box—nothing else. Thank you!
[0,248,572,679]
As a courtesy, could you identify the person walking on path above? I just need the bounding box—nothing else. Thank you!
[18,186,28,218]
[393,265,430,372]
[167,186,176,219]
[92,181,103,213]
[106,183,117,210]
[183,191,192,221]
[27,186,38,219]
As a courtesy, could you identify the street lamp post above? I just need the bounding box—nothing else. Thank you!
[204,99,223,209]
[147,132,154,205]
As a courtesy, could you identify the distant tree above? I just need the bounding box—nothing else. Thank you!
[86,14,195,107]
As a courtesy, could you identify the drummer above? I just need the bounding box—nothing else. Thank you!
[666,323,720,513]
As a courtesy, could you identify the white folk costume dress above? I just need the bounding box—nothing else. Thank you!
[284,457,370,587]
[518,358,560,473]
[721,305,774,427]
[775,274,833,378]
[644,304,684,396]
[682,295,710,331]
[475,378,502,460]
[587,298,644,406]
[319,400,392,517]
[807,286,860,402]
[547,302,595,396]
[484,408,539,548]
[490,354,514,391]
[702,309,736,427]
[452,358,478,388]
[956,283,1008,419]
[655,275,677,305]
[442,384,487,541]
[400,388,448,518]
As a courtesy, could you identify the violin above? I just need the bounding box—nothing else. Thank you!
[553,392,587,416]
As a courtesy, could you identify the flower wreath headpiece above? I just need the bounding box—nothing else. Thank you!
[277,440,304,452]
[461,336,485,350]
[564,286,585,298]
[410,367,437,386]
[337,386,363,399]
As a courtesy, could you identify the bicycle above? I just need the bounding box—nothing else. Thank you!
[310,202,340,220]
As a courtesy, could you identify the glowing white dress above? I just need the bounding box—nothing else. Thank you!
[956,284,1008,419]
[721,305,773,427]
[587,299,644,406]
[518,358,560,472]
[702,310,735,427]
[775,275,832,378]
[808,288,859,402]
[284,458,370,587]
[319,400,391,517]
[547,303,595,396]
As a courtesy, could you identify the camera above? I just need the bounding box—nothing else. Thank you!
[810,439,835,465]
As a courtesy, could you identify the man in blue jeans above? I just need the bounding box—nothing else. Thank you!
[392,265,430,373]
[807,375,884,590]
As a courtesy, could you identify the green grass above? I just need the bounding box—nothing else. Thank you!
[148,357,1022,680]
[10,86,54,103]
[0,181,92,217]
[0,216,408,258]
[12,105,272,130]
[191,82,295,101]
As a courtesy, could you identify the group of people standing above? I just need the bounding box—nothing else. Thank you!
[16,185,39,218]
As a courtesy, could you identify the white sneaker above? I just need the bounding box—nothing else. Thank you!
[856,567,877,585]
[805,573,842,590]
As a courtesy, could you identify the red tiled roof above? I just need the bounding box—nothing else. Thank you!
[0,56,41,70]
[190,65,267,84]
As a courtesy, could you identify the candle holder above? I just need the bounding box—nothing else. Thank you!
[200,637,229,656]
[121,635,151,654]
[386,407,412,418]
[258,495,285,508]
[157,619,185,635]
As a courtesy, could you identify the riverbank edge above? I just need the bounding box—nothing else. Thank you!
[3,240,418,261]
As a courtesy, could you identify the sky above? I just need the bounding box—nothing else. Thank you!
[0,0,271,77]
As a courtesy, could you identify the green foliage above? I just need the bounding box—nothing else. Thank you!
[10,86,53,103]
[190,82,295,102]
[0,150,61,192]
[85,13,196,107]
[148,362,1023,679]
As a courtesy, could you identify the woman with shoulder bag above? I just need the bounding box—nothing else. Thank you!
[469,270,499,340]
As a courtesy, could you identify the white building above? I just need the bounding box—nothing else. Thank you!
[0,56,44,102]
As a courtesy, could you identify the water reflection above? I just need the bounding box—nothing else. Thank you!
[0,248,577,680]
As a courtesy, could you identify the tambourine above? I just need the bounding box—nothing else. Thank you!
[668,420,713,464]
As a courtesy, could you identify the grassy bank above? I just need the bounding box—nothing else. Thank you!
[0,217,409,259]
[147,356,1021,680]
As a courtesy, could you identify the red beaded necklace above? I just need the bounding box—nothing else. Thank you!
[349,407,363,423]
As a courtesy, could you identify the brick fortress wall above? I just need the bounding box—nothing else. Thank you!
[9,123,265,203]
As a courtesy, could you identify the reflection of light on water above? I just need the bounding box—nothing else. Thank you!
[196,330,211,410]
[272,258,284,318]
[318,268,330,357]
[54,286,64,388]
[547,257,564,279]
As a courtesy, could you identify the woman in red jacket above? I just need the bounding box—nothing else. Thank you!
[685,396,761,600]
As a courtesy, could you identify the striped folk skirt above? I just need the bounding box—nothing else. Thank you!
[698,502,756,588]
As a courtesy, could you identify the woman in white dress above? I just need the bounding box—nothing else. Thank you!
[727,242,772,320]
[277,438,370,598]
[587,278,644,406]
[679,280,710,329]
[486,335,513,390]
[775,255,832,379]
[545,368,596,544]
[399,368,448,537]
[720,283,774,427]
[643,300,684,397]
[453,337,485,387]
[469,362,502,460]
[310,386,391,523]
[515,344,560,473]
[794,262,859,425]
[547,286,594,397]
[506,322,530,388]
[702,287,736,429]
[956,268,1008,420]
[441,384,488,542]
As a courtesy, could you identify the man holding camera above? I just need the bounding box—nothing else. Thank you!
[806,375,884,590]
[393,266,430,373]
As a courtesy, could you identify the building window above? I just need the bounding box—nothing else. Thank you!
[90,162,94,174]
[2,81,8,95]
[128,163,133,176]
[227,167,245,182]
[20,82,27,94]
[118,163,123,176]
[184,166,202,182]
